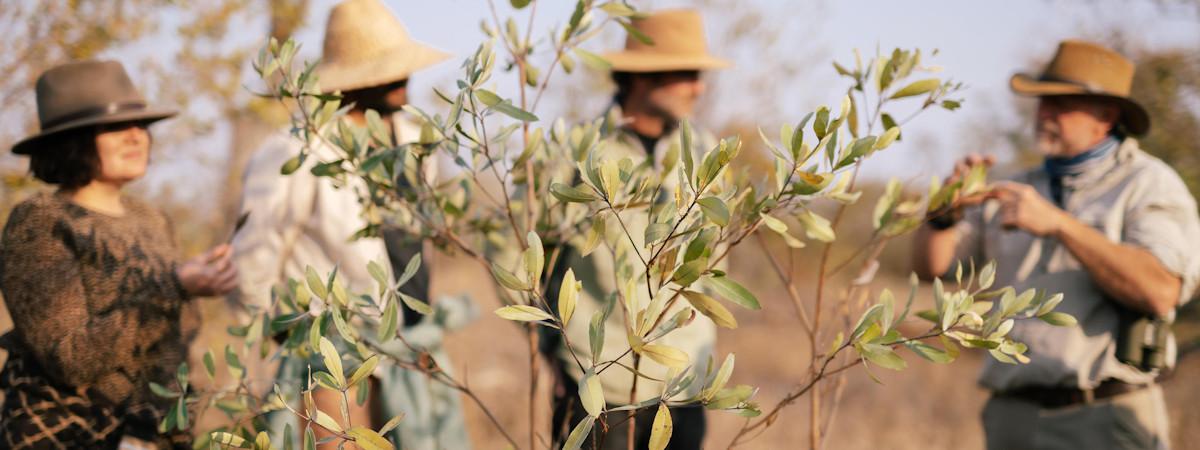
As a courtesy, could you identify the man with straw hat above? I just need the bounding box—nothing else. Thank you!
[544,9,729,449]
[914,40,1200,449]
[233,0,473,448]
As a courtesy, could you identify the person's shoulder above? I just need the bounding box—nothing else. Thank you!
[3,193,70,238]
[1121,139,1195,201]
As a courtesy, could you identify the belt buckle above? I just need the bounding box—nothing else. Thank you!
[1082,388,1095,405]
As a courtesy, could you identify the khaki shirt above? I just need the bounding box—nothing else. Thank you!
[554,108,721,405]
[951,139,1200,391]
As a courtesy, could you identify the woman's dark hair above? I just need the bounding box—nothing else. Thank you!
[28,127,100,189]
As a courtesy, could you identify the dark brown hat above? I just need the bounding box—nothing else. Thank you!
[12,60,176,155]
[1010,40,1149,135]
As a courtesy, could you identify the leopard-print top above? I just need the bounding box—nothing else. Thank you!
[0,192,190,448]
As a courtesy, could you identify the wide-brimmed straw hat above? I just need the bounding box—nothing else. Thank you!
[315,0,450,93]
[603,9,731,73]
[12,60,176,155]
[1011,39,1149,135]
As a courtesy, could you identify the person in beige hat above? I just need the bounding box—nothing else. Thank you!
[913,40,1200,449]
[0,60,237,450]
[232,0,475,448]
[542,9,730,450]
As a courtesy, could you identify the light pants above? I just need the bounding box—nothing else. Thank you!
[983,385,1170,450]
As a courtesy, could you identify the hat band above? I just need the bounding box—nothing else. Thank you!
[41,101,148,130]
[1037,74,1108,95]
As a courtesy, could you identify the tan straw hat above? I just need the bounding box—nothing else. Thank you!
[1011,39,1149,135]
[603,9,731,73]
[316,0,450,93]
[12,60,176,155]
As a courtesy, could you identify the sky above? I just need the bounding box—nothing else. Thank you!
[21,0,1199,204]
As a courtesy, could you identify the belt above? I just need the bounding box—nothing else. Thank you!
[998,379,1148,409]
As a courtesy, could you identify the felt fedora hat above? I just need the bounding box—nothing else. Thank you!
[603,9,731,73]
[315,0,450,93]
[12,60,176,155]
[1011,39,1150,135]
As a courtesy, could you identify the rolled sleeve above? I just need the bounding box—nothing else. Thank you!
[1122,167,1200,306]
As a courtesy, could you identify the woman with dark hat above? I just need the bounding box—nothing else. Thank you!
[0,60,238,449]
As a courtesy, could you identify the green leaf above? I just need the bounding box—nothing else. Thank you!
[1036,293,1064,317]
[889,78,940,99]
[573,48,612,71]
[347,426,394,450]
[875,126,901,150]
[671,258,707,287]
[1039,311,1078,327]
[313,409,343,433]
[879,289,896,333]
[644,222,672,246]
[797,209,836,242]
[491,263,529,291]
[150,382,178,399]
[225,344,245,380]
[399,293,433,316]
[851,304,883,341]
[303,267,329,303]
[377,299,398,342]
[600,2,636,16]
[280,153,305,175]
[380,413,405,435]
[563,416,596,450]
[493,101,539,122]
[904,341,955,364]
[701,353,736,401]
[318,337,345,388]
[475,88,502,107]
[858,343,907,370]
[397,254,421,287]
[203,350,216,380]
[682,290,738,329]
[703,276,761,310]
[550,183,597,202]
[680,120,695,182]
[589,307,608,365]
[510,0,531,8]
[524,231,544,286]
[620,19,654,45]
[697,196,730,227]
[495,305,554,322]
[579,370,605,417]
[648,403,674,450]
[558,269,580,325]
[348,355,379,388]
[813,106,830,139]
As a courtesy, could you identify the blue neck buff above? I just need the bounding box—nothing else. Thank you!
[1043,135,1120,178]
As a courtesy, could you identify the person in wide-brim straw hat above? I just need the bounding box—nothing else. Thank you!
[1,59,238,450]
[542,8,729,450]
[914,39,1200,450]
[601,8,731,73]
[314,0,449,93]
[232,0,475,449]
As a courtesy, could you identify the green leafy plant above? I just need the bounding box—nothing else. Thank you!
[164,2,1073,449]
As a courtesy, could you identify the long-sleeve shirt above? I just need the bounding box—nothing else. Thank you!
[0,192,189,444]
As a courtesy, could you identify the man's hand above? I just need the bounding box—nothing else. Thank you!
[948,153,996,209]
[177,244,239,297]
[989,181,1069,237]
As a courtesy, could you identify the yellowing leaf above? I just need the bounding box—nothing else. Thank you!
[558,269,579,325]
[347,426,393,450]
[313,409,343,433]
[348,355,379,388]
[797,209,836,242]
[563,416,596,450]
[495,305,554,323]
[682,290,737,329]
[889,78,940,99]
[209,432,250,448]
[579,371,605,417]
[318,337,344,387]
[642,344,689,369]
[648,403,674,450]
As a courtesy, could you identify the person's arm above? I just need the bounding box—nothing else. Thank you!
[0,203,129,401]
[990,181,1185,317]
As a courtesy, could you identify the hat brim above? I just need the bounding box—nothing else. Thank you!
[11,108,177,155]
[602,51,731,73]
[316,42,451,93]
[1010,73,1150,135]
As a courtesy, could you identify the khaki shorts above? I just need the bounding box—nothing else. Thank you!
[983,384,1170,450]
